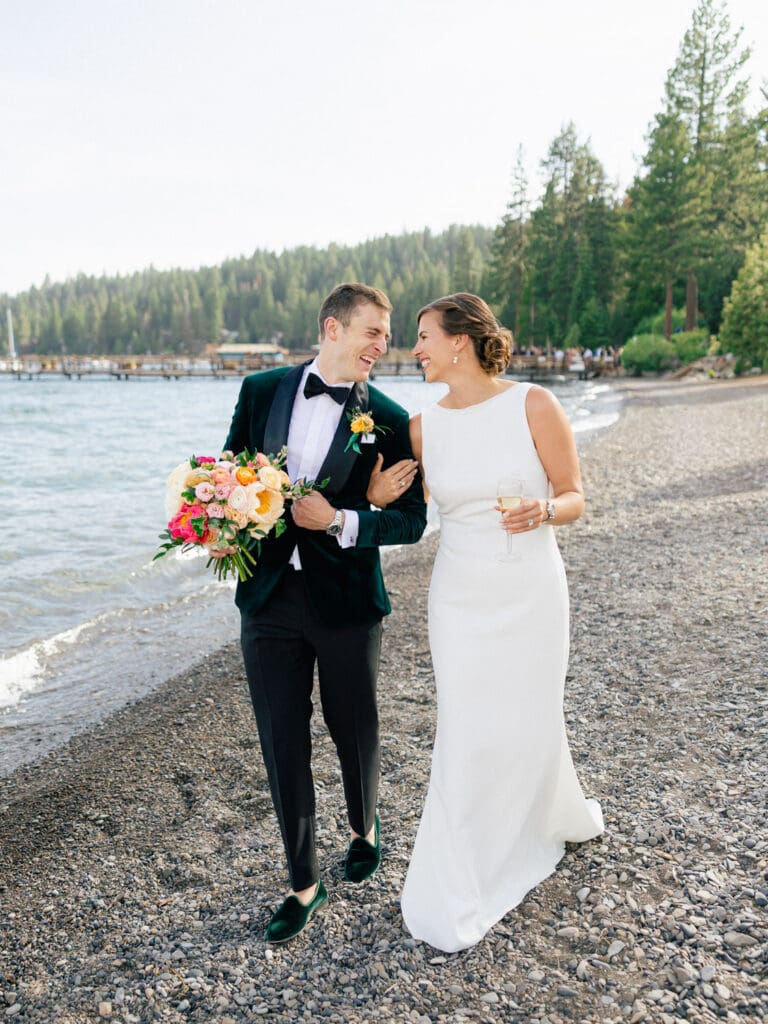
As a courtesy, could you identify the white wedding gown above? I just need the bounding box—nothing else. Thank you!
[401,383,603,952]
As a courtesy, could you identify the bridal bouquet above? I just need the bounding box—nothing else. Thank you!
[155,448,313,581]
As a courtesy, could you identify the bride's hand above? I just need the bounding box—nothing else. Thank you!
[366,454,418,507]
[495,498,547,533]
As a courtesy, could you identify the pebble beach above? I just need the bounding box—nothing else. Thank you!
[1,376,766,1024]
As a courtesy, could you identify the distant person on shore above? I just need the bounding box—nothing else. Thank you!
[367,292,603,951]
[224,282,426,943]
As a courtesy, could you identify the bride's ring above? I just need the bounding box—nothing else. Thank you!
[527,518,534,527]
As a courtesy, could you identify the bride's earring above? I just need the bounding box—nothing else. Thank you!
[452,354,459,365]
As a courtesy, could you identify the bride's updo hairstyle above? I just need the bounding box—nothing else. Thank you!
[417,293,512,376]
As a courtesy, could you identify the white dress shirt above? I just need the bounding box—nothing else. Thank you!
[287,360,359,568]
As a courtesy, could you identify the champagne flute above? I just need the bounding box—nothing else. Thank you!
[496,477,524,562]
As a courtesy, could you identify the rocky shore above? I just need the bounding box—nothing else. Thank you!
[1,376,766,1024]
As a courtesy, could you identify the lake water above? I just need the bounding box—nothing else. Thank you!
[0,373,621,774]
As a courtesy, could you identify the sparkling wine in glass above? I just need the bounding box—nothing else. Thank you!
[496,477,524,562]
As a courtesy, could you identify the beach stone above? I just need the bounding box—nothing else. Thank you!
[673,965,697,985]
[98,1003,112,1018]
[723,930,758,947]
[713,984,731,1006]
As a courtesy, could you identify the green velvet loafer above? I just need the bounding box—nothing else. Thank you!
[344,815,381,883]
[264,879,328,943]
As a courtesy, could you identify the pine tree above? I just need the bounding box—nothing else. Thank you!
[663,0,753,329]
[522,125,618,348]
[485,146,529,338]
[625,112,698,337]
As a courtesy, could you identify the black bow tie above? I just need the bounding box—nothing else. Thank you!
[303,372,350,405]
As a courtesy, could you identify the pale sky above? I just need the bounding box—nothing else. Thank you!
[2,0,766,296]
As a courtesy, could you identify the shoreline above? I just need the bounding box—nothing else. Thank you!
[1,375,766,1023]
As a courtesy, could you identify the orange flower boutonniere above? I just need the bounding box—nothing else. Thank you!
[344,407,390,454]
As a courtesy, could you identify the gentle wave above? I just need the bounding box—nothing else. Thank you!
[0,620,95,710]
[572,411,620,433]
[0,547,232,714]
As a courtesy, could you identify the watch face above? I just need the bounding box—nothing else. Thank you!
[327,511,342,535]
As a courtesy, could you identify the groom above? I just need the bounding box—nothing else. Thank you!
[224,282,426,943]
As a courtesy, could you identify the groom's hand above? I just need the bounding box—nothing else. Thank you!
[291,491,336,531]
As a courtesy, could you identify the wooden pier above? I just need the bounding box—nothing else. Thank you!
[0,353,618,382]
[0,355,306,381]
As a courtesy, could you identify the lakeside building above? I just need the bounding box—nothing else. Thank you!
[213,342,289,369]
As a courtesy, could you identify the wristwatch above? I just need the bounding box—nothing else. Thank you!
[544,500,556,522]
[325,509,345,537]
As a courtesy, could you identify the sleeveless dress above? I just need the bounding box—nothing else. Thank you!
[400,383,603,952]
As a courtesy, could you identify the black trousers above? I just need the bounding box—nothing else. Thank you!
[240,568,382,891]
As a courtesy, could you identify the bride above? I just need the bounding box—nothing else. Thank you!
[368,293,603,952]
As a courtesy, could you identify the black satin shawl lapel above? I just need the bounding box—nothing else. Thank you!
[317,380,369,498]
[262,362,308,457]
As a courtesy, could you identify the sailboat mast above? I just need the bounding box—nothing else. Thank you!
[6,308,17,359]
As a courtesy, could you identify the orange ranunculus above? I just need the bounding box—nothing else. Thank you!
[235,466,258,485]
[351,413,375,435]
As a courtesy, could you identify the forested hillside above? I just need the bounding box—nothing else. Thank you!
[3,227,491,355]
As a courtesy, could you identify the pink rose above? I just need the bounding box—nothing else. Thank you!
[255,453,271,467]
[206,502,225,518]
[197,456,216,464]
[168,503,209,544]
[214,482,233,500]
[211,468,231,485]
[194,481,215,502]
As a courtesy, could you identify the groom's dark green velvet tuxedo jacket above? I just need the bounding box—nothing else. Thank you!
[224,362,427,626]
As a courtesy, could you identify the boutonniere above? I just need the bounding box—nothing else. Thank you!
[344,407,391,454]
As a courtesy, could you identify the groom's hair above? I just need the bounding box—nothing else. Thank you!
[318,282,392,338]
